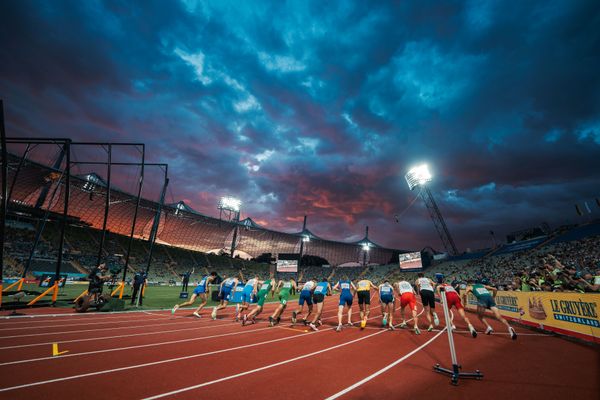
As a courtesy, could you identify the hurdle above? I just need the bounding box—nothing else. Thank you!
[111,281,125,299]
[27,281,59,306]
[433,286,483,385]
[2,277,25,292]
[73,289,89,303]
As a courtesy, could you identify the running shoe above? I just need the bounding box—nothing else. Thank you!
[171,305,179,315]
[427,325,433,332]
[276,316,281,325]
[382,318,387,327]
[303,319,308,326]
[309,323,318,331]
[242,314,247,326]
[388,325,395,331]
[469,325,478,338]
[193,312,201,318]
[433,313,439,327]
[291,311,297,324]
[485,326,494,335]
[414,327,421,335]
[346,322,353,326]
[269,316,275,326]
[360,319,366,330]
[335,325,342,332]
[251,316,256,324]
[399,322,407,328]
[451,325,457,331]
[509,327,517,340]
[211,307,217,320]
[317,319,323,327]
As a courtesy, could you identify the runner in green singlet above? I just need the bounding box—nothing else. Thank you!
[243,275,275,325]
[464,280,517,340]
[269,278,297,326]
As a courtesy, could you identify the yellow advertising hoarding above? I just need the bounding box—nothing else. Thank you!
[463,290,600,343]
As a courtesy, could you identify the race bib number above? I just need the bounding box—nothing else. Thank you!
[475,287,490,295]
[341,283,350,290]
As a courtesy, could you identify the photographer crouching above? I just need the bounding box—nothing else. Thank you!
[88,263,111,301]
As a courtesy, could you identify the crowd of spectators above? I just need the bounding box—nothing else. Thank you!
[3,218,600,294]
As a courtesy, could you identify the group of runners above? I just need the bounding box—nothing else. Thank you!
[170,271,517,339]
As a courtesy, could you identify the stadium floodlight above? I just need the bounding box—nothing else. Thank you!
[362,243,370,251]
[218,196,241,212]
[404,163,459,256]
[405,164,432,191]
[302,235,310,242]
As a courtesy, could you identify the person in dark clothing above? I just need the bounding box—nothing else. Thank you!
[88,263,110,301]
[181,268,195,292]
[131,270,148,306]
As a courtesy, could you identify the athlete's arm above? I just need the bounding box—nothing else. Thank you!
[484,285,498,297]
[370,280,378,290]
[332,282,340,291]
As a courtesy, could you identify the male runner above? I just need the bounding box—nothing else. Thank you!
[436,279,477,337]
[211,275,239,320]
[332,277,356,332]
[171,271,217,317]
[395,279,421,334]
[243,274,275,325]
[378,279,395,330]
[238,275,259,321]
[308,279,332,331]
[464,280,517,339]
[356,278,378,329]
[230,282,246,321]
[292,277,317,326]
[269,278,297,326]
[415,273,439,331]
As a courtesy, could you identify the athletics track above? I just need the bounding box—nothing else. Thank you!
[0,293,597,399]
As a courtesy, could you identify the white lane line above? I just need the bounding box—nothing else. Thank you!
[0,312,177,325]
[0,316,174,331]
[0,323,230,351]
[143,329,389,400]
[324,329,447,400]
[0,324,278,367]
[0,301,343,351]
[0,327,321,392]
[0,302,395,390]
[0,317,231,340]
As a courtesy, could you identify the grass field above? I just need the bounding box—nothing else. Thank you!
[2,283,300,311]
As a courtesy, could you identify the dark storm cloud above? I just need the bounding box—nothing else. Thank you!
[1,0,599,251]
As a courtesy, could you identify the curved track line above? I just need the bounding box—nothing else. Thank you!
[325,329,446,400]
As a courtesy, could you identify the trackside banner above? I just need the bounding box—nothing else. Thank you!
[463,291,600,343]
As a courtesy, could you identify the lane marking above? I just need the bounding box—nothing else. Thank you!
[51,343,69,356]
[143,329,389,399]
[325,329,447,400]
[0,303,407,391]
[0,324,276,366]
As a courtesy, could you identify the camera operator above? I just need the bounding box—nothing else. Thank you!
[88,263,111,301]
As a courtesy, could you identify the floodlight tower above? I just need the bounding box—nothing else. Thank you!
[405,164,459,256]
[218,196,242,258]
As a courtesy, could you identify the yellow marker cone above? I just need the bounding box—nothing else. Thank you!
[52,343,69,356]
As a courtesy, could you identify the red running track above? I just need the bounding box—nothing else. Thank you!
[0,296,598,399]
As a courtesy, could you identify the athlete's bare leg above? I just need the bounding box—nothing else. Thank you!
[192,294,207,313]
[172,294,198,313]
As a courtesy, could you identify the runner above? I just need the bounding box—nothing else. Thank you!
[230,282,246,321]
[395,279,421,334]
[171,271,217,318]
[332,276,357,332]
[415,273,439,332]
[308,279,332,331]
[436,279,477,338]
[211,275,239,320]
[238,275,259,321]
[243,274,275,325]
[269,278,297,326]
[356,278,378,329]
[464,280,517,340]
[378,279,395,330]
[292,277,317,326]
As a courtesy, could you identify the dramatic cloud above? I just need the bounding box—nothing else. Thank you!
[1,0,599,251]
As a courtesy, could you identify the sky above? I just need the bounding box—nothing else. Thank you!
[1,0,599,251]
